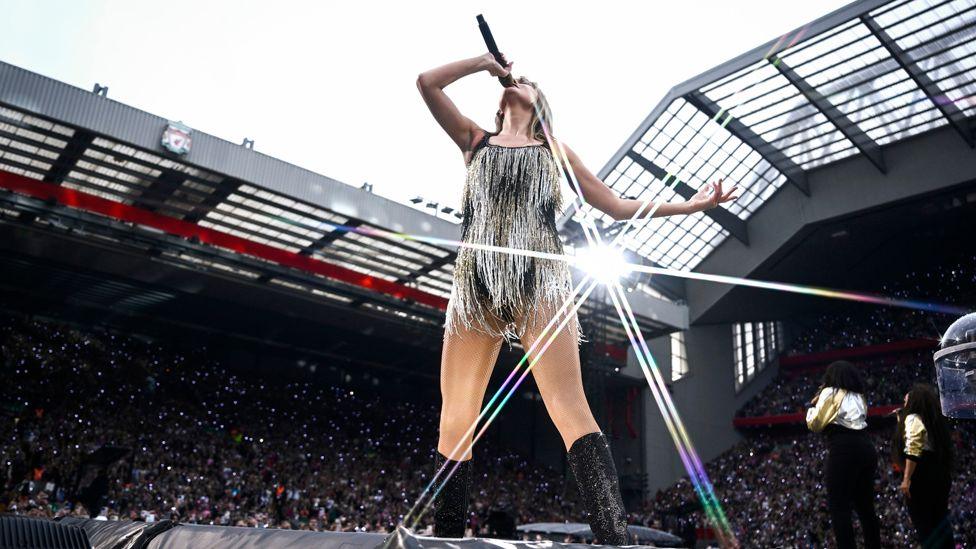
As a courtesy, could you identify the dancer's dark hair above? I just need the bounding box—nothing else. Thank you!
[821,360,866,394]
[891,383,954,471]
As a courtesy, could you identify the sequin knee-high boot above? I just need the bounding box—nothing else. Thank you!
[567,432,629,545]
[431,451,473,538]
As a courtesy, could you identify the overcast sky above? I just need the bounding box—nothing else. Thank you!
[1,0,850,219]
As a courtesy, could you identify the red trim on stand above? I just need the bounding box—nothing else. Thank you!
[625,387,639,438]
[733,405,900,428]
[0,170,449,311]
[594,342,628,362]
[696,527,717,540]
[780,339,937,369]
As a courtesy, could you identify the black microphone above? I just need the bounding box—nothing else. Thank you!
[476,14,516,88]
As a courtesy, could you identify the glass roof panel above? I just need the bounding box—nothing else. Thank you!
[595,0,976,270]
[585,93,778,269]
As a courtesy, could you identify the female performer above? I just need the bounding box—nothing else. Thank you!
[806,360,881,549]
[416,52,736,542]
[894,383,955,548]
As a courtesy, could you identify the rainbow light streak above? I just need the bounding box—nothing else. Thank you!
[566,219,737,542]
[224,206,596,532]
[268,217,966,317]
[546,120,738,546]
[398,102,678,531]
[543,104,738,547]
[394,24,931,543]
[603,280,737,546]
[629,264,969,316]
[401,271,599,524]
[264,215,571,265]
[933,93,976,108]
[399,40,959,536]
[405,278,602,531]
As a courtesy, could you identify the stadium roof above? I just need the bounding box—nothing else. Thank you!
[0,100,455,315]
[563,0,976,272]
[0,62,682,346]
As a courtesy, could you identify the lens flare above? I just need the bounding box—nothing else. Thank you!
[393,24,937,548]
[573,245,628,283]
[401,272,598,521]
[404,278,601,532]
[394,29,961,539]
[547,116,740,546]
[314,225,965,317]
[630,264,968,316]
[603,280,737,546]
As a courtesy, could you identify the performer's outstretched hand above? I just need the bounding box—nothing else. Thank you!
[689,178,739,211]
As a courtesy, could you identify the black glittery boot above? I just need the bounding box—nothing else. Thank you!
[567,432,629,546]
[431,451,472,538]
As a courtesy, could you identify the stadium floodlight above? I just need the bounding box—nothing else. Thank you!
[574,245,629,283]
[440,206,454,214]
[410,196,423,204]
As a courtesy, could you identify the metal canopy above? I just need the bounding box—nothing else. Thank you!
[0,103,456,309]
[684,90,810,195]
[0,100,674,346]
[770,57,888,173]
[624,150,749,245]
[862,13,975,147]
[576,0,976,273]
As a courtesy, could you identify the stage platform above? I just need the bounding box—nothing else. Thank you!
[31,518,679,549]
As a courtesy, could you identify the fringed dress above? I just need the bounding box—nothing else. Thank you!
[444,131,583,345]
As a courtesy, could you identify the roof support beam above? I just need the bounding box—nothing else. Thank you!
[684,90,810,196]
[299,219,362,256]
[43,130,94,185]
[183,178,241,223]
[400,254,452,284]
[771,58,887,174]
[625,151,749,246]
[862,14,975,149]
[138,169,185,212]
[348,247,452,308]
[0,167,450,311]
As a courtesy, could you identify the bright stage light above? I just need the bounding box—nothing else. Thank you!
[574,245,629,283]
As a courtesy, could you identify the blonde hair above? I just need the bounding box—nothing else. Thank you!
[494,76,554,144]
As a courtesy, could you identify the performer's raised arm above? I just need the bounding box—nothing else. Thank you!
[416,53,512,153]
[555,141,738,220]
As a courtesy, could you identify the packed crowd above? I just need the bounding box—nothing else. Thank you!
[736,351,934,417]
[703,253,976,545]
[3,309,974,547]
[0,316,582,535]
[787,253,975,355]
[642,425,975,548]
[736,252,974,419]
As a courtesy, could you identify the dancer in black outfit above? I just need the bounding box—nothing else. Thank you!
[806,361,881,549]
[416,52,737,542]
[894,383,955,548]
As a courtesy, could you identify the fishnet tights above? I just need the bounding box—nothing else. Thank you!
[437,304,599,461]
